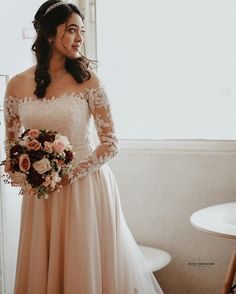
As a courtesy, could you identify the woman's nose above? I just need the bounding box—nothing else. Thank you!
[76,32,82,42]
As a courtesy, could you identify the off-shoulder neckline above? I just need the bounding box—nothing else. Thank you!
[8,84,104,103]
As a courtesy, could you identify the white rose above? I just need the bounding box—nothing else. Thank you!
[33,158,51,174]
[57,135,70,146]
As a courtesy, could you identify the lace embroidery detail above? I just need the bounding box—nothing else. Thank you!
[4,90,89,154]
[68,85,119,182]
[4,84,119,182]
[18,90,90,105]
[4,95,23,156]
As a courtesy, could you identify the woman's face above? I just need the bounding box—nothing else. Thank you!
[50,12,85,59]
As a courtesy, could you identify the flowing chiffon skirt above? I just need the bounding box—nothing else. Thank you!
[14,145,163,294]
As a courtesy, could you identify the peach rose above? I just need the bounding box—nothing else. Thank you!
[4,159,12,172]
[58,159,65,166]
[43,176,51,187]
[26,139,41,151]
[52,140,65,153]
[33,158,51,174]
[19,154,31,172]
[28,129,39,139]
[44,141,53,153]
[24,185,37,197]
[27,189,37,197]
[11,172,27,187]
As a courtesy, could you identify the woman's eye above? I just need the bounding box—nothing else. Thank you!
[68,28,86,34]
[68,28,76,33]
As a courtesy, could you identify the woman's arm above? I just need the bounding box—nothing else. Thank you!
[3,77,23,161]
[68,75,119,183]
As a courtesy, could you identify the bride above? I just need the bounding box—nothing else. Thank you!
[4,1,164,293]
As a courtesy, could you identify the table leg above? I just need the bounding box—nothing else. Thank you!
[221,248,236,294]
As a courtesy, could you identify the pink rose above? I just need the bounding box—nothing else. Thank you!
[52,140,65,153]
[26,140,41,151]
[19,154,31,172]
[28,129,40,139]
[33,158,51,174]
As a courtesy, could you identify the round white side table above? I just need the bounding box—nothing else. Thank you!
[191,202,236,294]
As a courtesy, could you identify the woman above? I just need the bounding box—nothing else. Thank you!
[4,0,163,293]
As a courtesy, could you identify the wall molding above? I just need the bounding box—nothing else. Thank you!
[119,139,236,154]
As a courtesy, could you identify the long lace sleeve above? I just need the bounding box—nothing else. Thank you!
[4,95,23,157]
[68,85,119,183]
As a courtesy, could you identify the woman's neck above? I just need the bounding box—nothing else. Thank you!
[49,53,66,75]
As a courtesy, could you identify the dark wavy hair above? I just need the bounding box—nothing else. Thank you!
[32,0,91,98]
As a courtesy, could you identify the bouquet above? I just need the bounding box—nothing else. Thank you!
[1,129,74,199]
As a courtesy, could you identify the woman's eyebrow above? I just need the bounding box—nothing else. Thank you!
[68,24,84,28]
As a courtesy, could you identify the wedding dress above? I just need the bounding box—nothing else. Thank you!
[4,82,163,294]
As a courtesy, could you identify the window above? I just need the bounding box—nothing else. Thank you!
[96,1,236,140]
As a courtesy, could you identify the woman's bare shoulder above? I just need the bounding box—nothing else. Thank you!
[6,66,36,97]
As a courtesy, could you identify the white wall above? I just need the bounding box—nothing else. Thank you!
[0,0,88,77]
[1,2,47,293]
[109,140,236,293]
[0,1,43,76]
[0,3,46,292]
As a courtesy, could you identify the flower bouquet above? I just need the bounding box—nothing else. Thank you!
[1,129,74,199]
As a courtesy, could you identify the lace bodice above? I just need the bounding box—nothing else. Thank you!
[4,84,119,183]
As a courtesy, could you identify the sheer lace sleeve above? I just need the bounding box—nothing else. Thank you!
[4,94,23,157]
[68,85,119,182]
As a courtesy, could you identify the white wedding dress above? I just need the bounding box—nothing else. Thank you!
[4,82,163,294]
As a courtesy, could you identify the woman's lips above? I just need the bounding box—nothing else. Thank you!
[72,45,80,50]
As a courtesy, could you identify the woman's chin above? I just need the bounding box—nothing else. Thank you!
[68,52,80,59]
